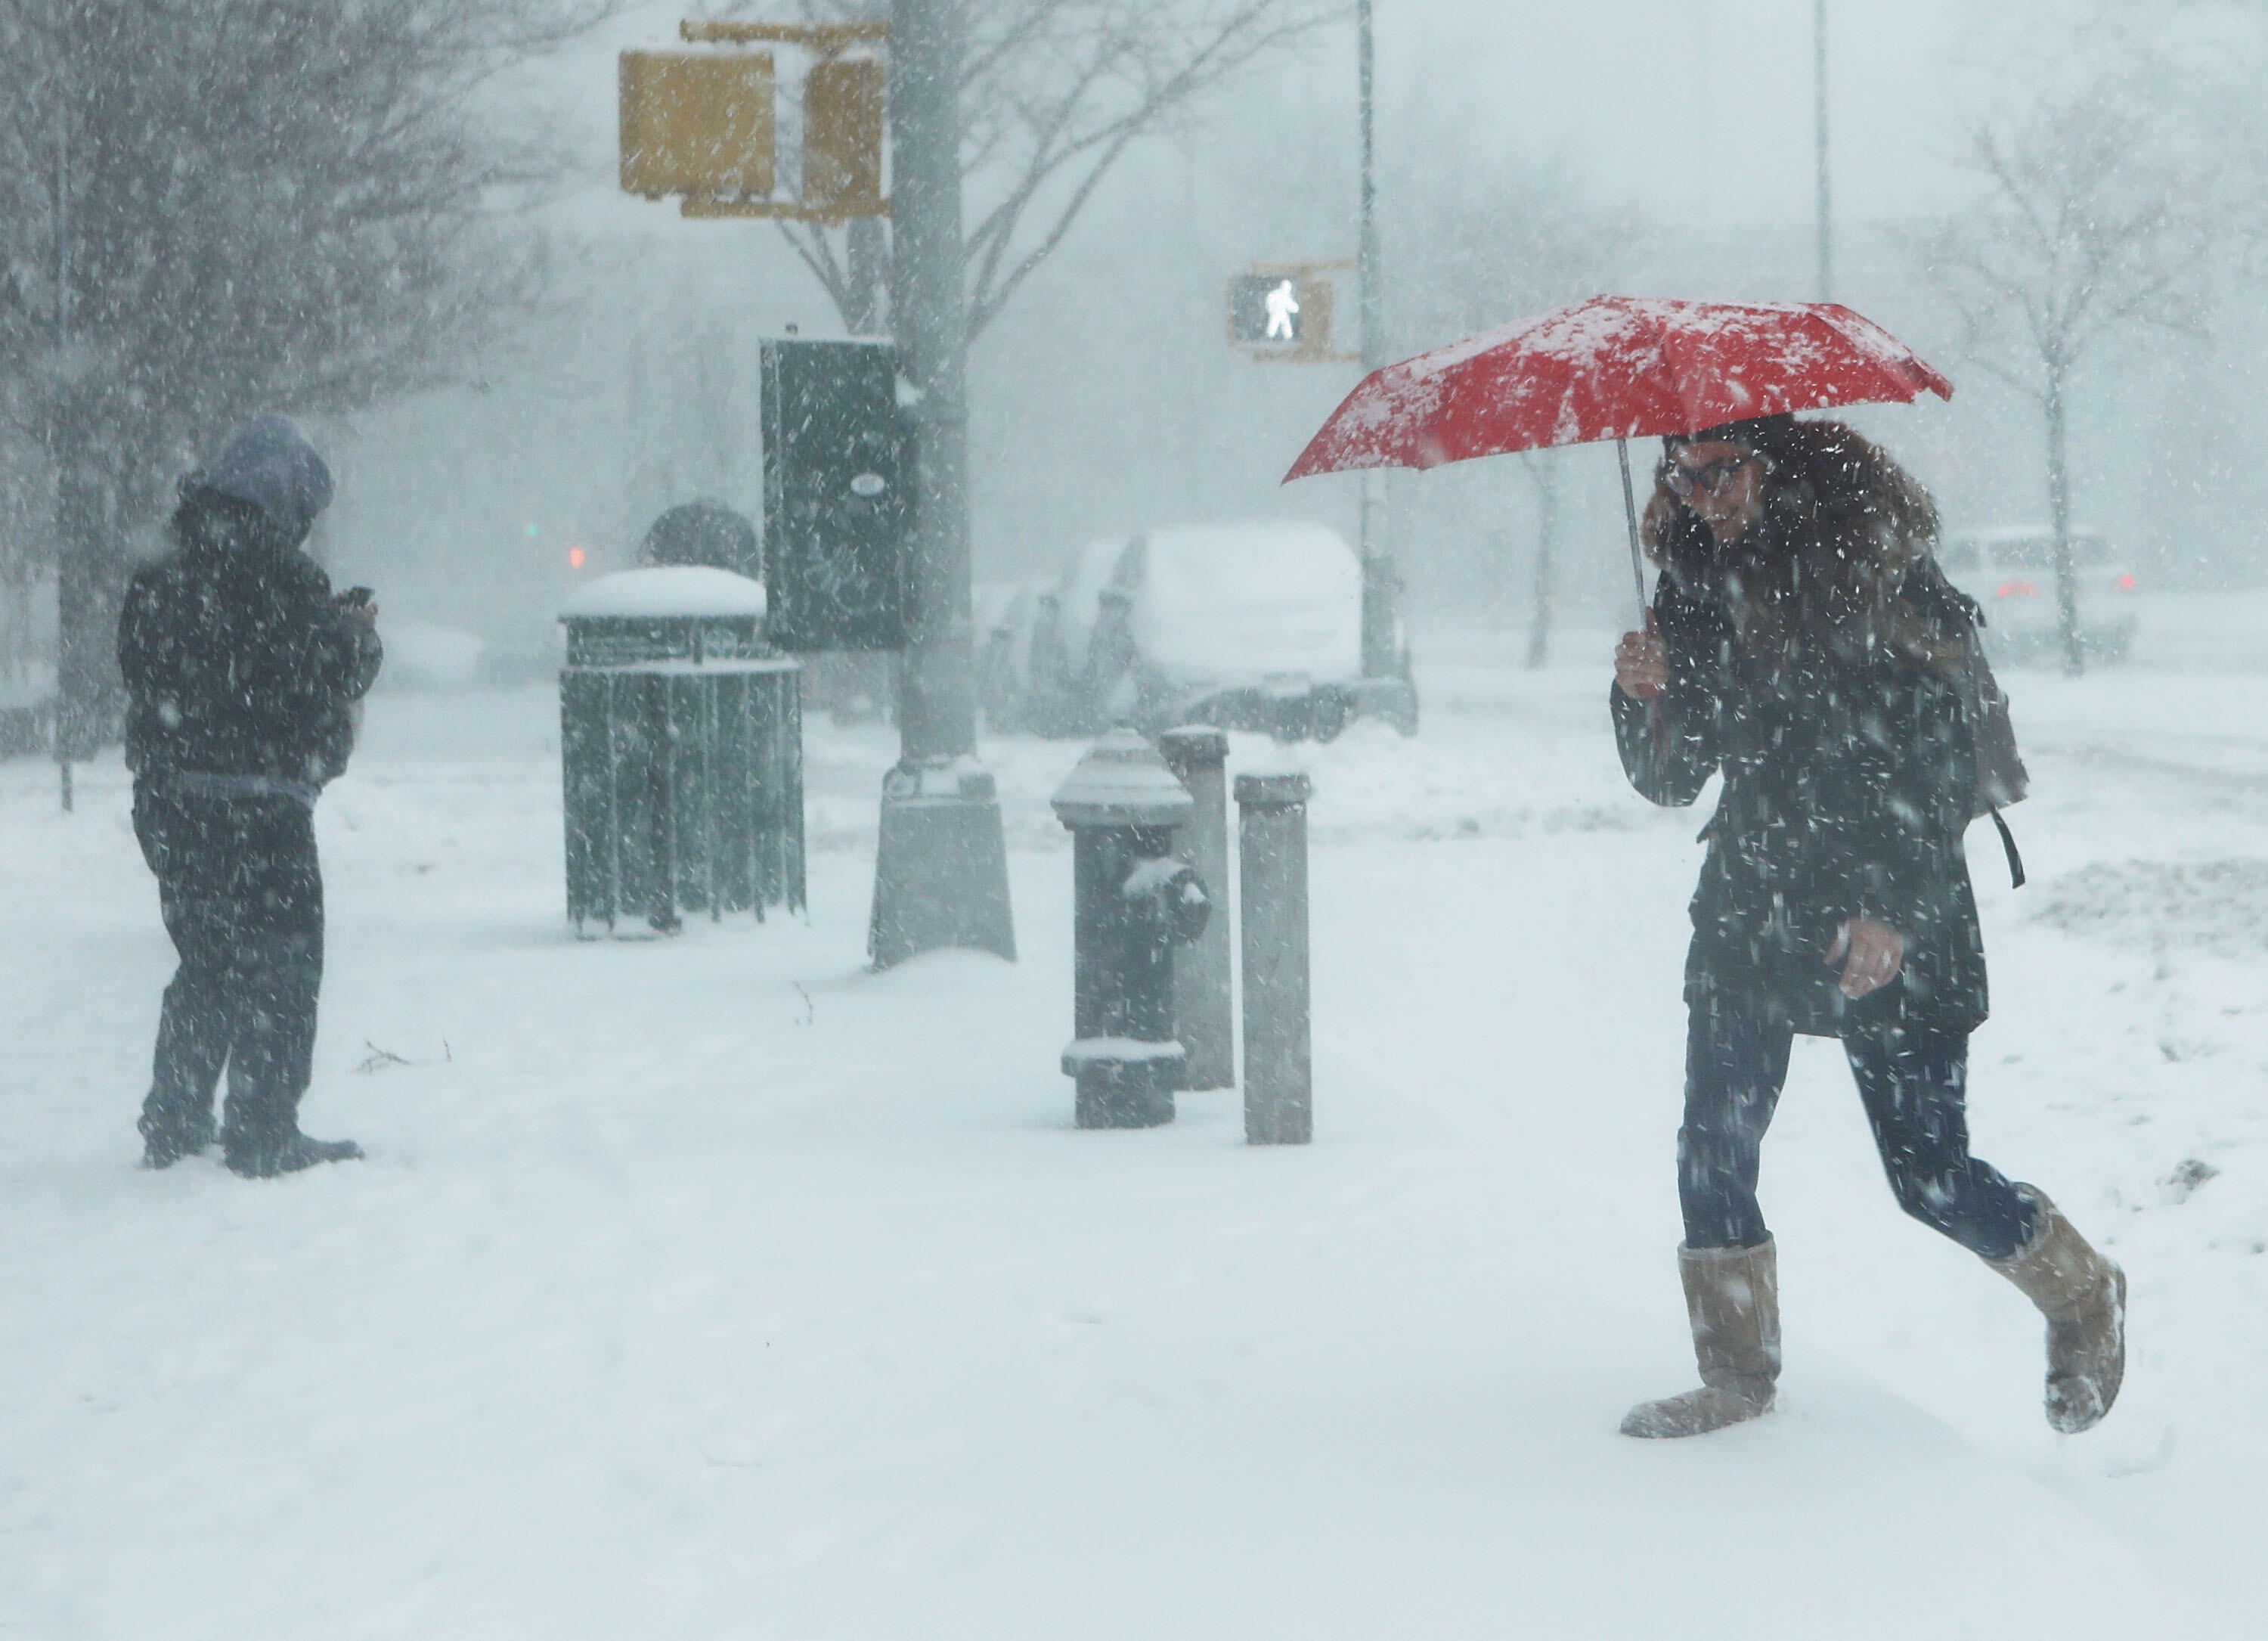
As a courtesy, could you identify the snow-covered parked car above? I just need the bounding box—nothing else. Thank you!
[1938,526,2140,666]
[1001,522,1399,740]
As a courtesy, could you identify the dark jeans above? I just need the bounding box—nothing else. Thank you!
[1678,998,2034,1258]
[134,783,324,1149]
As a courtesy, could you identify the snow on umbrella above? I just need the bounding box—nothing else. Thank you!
[1284,295,1954,611]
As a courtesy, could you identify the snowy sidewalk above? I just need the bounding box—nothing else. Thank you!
[0,647,2257,1638]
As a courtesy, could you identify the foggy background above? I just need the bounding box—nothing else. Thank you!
[16,0,2263,687]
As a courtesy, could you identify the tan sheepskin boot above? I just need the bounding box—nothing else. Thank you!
[1985,1187,2127,1434]
[1621,1239,1780,1439]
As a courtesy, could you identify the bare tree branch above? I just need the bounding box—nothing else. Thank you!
[959,0,1339,339]
[0,0,626,736]
[776,220,856,318]
[1904,31,2245,671]
[742,0,1337,341]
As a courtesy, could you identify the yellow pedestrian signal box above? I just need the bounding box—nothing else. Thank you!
[618,51,777,200]
[804,58,885,213]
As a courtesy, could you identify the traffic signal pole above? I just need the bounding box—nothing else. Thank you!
[1814,0,1832,302]
[867,0,1016,967]
[615,19,1009,964]
[1354,0,1415,732]
[1356,0,1387,674]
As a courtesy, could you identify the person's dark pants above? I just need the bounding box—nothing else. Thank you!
[1678,998,2036,1258]
[134,783,324,1154]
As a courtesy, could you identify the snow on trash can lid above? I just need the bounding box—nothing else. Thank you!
[1052,725,1195,829]
[559,566,768,622]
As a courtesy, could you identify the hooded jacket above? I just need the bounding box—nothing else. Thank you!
[118,417,382,793]
[1612,434,1988,1038]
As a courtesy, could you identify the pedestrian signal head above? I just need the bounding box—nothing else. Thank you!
[1229,275,1304,346]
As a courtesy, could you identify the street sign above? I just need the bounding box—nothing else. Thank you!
[761,339,910,652]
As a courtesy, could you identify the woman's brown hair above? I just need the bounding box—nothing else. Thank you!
[1645,416,1957,675]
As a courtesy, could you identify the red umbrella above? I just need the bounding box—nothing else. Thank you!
[1284,295,1954,610]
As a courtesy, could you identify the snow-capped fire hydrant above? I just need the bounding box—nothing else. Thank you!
[1052,726,1212,1129]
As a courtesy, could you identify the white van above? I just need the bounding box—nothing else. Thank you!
[993,523,1399,740]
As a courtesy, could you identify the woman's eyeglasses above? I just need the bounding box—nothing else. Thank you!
[1659,455,1758,499]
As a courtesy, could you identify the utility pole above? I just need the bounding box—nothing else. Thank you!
[1814,0,1832,302]
[45,26,120,817]
[51,58,75,814]
[1354,0,1414,733]
[868,0,1016,966]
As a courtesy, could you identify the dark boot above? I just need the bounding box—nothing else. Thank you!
[1622,1239,1780,1438]
[1985,1187,2126,1433]
[223,1125,363,1179]
[138,1106,216,1170]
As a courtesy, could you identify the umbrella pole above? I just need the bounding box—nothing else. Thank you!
[1616,438,1648,619]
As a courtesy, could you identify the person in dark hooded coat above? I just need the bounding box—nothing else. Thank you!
[1610,414,2125,1440]
[117,414,382,1177]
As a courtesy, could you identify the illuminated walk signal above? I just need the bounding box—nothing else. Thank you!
[1230,275,1302,345]
[1226,261,1359,363]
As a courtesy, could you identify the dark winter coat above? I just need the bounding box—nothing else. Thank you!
[119,420,380,793]
[1613,538,1988,1039]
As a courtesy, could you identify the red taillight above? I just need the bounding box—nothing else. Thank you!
[567,546,589,570]
[1996,579,2040,598]
[2115,572,2138,591]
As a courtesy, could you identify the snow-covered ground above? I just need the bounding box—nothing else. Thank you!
[3,597,2263,1638]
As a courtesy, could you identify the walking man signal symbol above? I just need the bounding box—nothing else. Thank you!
[1228,268,1336,352]
[1264,279,1300,340]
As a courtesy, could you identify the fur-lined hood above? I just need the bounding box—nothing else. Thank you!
[1644,417,1952,675]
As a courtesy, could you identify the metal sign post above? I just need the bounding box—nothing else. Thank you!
[620,16,1017,969]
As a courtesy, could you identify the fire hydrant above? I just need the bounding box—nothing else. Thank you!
[1052,726,1212,1129]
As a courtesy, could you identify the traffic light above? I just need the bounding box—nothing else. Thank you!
[621,26,890,222]
[618,51,777,200]
[1227,262,1357,362]
[1229,274,1303,346]
[804,57,885,214]
[761,338,910,652]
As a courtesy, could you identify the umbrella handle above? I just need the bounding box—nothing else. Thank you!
[1618,438,1648,622]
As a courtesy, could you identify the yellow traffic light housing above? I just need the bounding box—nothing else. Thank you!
[619,22,890,222]
[804,57,885,215]
[618,50,777,201]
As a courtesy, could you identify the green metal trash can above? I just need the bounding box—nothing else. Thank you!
[559,567,805,936]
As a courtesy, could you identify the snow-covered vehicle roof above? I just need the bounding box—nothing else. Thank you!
[1120,523,1362,689]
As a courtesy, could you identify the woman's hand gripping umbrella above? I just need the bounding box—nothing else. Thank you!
[1281,293,1954,619]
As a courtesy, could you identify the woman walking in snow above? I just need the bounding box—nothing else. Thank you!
[1610,413,2124,1438]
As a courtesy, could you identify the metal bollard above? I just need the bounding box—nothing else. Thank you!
[1237,772,1312,1145]
[1052,727,1213,1129]
[1158,725,1233,1090]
